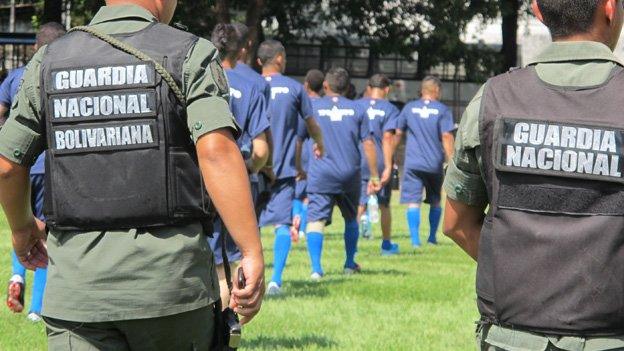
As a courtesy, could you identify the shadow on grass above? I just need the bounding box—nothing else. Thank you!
[358,268,408,276]
[267,276,349,299]
[242,334,337,349]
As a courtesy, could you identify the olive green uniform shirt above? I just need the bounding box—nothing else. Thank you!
[444,41,624,350]
[0,5,239,322]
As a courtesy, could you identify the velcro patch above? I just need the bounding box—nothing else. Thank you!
[495,118,624,183]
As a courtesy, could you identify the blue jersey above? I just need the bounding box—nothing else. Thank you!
[356,97,400,180]
[233,62,271,104]
[0,66,45,175]
[264,73,313,179]
[398,99,455,173]
[226,69,270,152]
[308,96,371,194]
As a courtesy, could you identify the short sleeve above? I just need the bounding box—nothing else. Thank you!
[247,87,270,140]
[439,105,455,134]
[182,38,240,143]
[299,87,313,120]
[0,49,46,166]
[383,105,400,132]
[359,106,372,141]
[442,84,488,207]
[0,72,14,106]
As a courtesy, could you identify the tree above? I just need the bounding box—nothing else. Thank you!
[42,0,63,24]
[500,0,520,71]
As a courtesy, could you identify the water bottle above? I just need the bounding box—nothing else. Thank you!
[368,195,380,223]
[360,214,371,239]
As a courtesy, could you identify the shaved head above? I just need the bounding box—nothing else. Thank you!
[105,0,178,23]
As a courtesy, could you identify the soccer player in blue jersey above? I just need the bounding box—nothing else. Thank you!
[232,23,271,104]
[397,76,455,248]
[257,40,324,295]
[356,74,401,256]
[294,69,325,240]
[1,22,65,322]
[306,67,380,279]
[209,24,271,306]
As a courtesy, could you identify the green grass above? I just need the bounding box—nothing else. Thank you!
[0,192,478,350]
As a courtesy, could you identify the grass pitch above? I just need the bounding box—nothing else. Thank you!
[0,193,478,350]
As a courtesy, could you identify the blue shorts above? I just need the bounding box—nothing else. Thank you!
[359,179,391,207]
[208,220,242,265]
[308,190,360,226]
[259,177,295,227]
[295,179,308,200]
[30,174,45,220]
[400,169,443,205]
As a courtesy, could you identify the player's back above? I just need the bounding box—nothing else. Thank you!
[225,69,264,148]
[401,98,453,173]
[234,62,271,102]
[308,96,367,193]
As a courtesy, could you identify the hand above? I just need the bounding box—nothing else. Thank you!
[230,253,265,324]
[12,218,48,270]
[296,168,307,181]
[367,177,382,195]
[313,143,324,159]
[380,168,392,187]
[260,166,276,185]
[291,215,301,243]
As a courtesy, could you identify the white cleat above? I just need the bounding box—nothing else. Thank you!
[266,281,282,296]
[310,272,323,281]
[27,312,42,323]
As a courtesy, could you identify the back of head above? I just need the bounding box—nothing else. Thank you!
[536,0,601,39]
[37,22,66,48]
[421,75,442,98]
[368,74,391,90]
[305,69,324,94]
[211,23,244,61]
[232,22,250,45]
[257,39,286,66]
[325,67,350,95]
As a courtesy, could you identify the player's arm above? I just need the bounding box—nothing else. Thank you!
[380,131,394,186]
[362,138,378,179]
[295,137,306,180]
[304,117,324,158]
[185,39,264,324]
[0,50,47,270]
[250,131,270,173]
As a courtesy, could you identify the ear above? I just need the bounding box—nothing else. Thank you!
[384,87,391,95]
[532,0,545,23]
[257,58,263,67]
[605,0,617,22]
[323,80,330,92]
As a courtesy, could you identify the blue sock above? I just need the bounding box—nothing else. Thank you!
[300,203,308,233]
[429,207,442,243]
[407,208,421,246]
[306,232,324,274]
[11,251,26,277]
[344,220,359,268]
[381,239,392,250]
[29,267,47,314]
[271,225,292,286]
[293,199,303,219]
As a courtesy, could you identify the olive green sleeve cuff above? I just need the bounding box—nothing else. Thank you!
[0,117,43,167]
[443,159,488,207]
[187,97,240,143]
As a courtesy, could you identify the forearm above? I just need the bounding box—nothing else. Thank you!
[363,139,378,178]
[305,118,323,148]
[442,134,455,163]
[197,129,263,258]
[382,132,394,171]
[251,134,270,173]
[0,104,8,126]
[0,157,34,231]
[295,139,303,172]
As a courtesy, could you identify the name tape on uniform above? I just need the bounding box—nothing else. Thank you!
[49,63,156,93]
[50,90,156,123]
[496,118,624,182]
[52,121,158,154]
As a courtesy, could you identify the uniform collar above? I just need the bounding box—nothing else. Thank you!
[526,41,624,66]
[89,5,158,26]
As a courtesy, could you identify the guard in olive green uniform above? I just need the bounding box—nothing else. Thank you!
[443,1,624,350]
[0,2,265,350]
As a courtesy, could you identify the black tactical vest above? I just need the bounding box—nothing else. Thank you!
[479,65,624,335]
[40,22,213,231]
